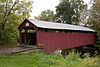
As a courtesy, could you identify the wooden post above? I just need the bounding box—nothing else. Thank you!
[25,29,28,33]
[19,30,22,44]
[24,29,28,45]
[35,28,39,47]
[42,29,45,32]
[52,29,55,32]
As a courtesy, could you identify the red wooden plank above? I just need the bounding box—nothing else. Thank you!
[37,32,96,53]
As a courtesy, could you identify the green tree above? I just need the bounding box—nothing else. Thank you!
[55,0,74,24]
[79,6,89,26]
[70,0,87,25]
[0,0,33,45]
[34,9,55,22]
[87,0,100,45]
[56,0,87,25]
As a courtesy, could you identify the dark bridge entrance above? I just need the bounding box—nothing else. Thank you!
[21,27,36,45]
[21,33,36,45]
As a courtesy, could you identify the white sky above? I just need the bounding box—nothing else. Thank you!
[30,0,90,18]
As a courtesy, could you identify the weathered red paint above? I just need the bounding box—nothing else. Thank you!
[18,19,38,45]
[19,19,38,31]
[37,32,96,53]
[18,19,96,53]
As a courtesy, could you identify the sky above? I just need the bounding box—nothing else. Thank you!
[30,0,90,18]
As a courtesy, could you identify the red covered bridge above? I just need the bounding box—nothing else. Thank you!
[18,18,96,53]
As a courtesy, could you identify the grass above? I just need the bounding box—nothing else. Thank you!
[0,52,100,67]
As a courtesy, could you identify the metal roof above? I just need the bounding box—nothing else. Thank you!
[27,19,95,32]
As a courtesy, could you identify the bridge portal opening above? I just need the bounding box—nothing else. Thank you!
[21,27,36,46]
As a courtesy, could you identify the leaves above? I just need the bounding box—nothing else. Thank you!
[0,0,33,45]
[35,9,55,22]
[55,0,74,24]
[56,0,87,25]
[87,0,100,45]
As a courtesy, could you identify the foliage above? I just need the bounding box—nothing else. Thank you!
[34,9,55,22]
[79,6,89,26]
[0,52,100,67]
[55,0,74,24]
[34,0,88,25]
[55,0,87,25]
[87,0,100,45]
[0,0,33,45]
[70,0,87,25]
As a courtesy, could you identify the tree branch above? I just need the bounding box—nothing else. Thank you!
[1,0,19,31]
[4,2,8,18]
[7,0,19,17]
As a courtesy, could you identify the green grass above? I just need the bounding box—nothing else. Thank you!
[0,52,100,67]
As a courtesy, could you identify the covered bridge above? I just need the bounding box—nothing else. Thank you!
[18,18,96,53]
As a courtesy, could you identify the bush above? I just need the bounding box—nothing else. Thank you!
[0,52,100,67]
[0,29,18,46]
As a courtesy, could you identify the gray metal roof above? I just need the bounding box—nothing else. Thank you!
[28,19,95,32]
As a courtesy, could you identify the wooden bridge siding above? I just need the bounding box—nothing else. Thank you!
[19,20,38,44]
[37,32,96,53]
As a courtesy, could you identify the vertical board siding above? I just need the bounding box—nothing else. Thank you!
[19,20,38,44]
[37,32,96,53]
[19,20,38,31]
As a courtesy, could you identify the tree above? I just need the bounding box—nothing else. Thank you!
[55,0,74,24]
[34,9,55,22]
[70,0,87,25]
[87,0,100,45]
[0,0,33,45]
[79,6,89,26]
[55,0,87,25]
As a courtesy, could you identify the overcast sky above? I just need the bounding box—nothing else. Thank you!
[30,0,90,18]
